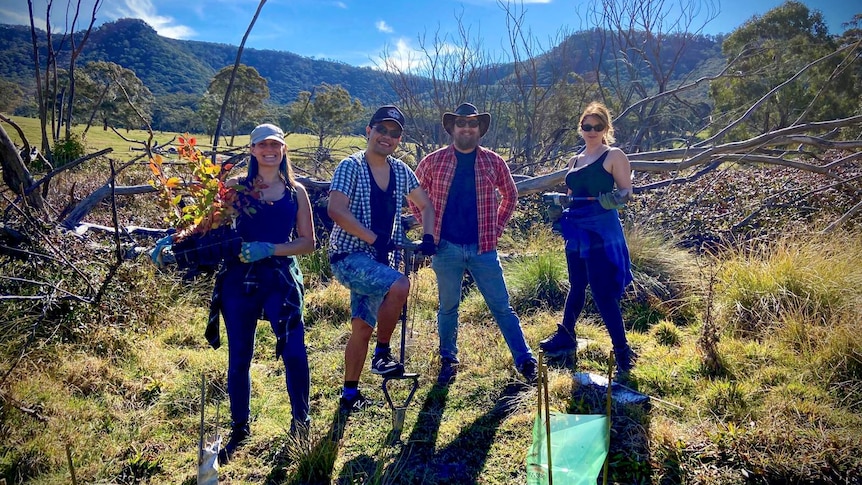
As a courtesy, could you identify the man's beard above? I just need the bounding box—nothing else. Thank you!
[454,134,478,152]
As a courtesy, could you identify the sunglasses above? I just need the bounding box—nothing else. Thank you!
[373,124,403,138]
[580,123,605,132]
[455,118,481,128]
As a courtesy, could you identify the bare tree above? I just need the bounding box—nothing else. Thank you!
[379,7,496,157]
[26,0,102,157]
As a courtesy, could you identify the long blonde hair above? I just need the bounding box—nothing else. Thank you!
[579,101,616,145]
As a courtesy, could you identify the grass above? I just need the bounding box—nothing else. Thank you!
[3,224,861,484]
[4,115,395,177]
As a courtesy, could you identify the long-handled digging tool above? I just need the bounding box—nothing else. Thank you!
[382,240,423,444]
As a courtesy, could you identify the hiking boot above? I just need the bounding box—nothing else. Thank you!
[614,345,638,378]
[518,359,539,385]
[371,350,405,377]
[539,324,577,357]
[218,421,250,465]
[437,357,460,385]
[339,391,376,414]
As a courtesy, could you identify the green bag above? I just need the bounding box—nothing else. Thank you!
[526,412,609,485]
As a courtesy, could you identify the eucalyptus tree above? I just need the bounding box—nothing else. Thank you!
[77,61,154,137]
[709,1,859,141]
[288,82,364,177]
[201,64,269,146]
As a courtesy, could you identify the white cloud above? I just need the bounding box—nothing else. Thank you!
[375,20,393,33]
[116,0,196,39]
[375,37,430,72]
[0,8,41,28]
[334,1,347,8]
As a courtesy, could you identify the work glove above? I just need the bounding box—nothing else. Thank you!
[416,233,436,256]
[598,190,630,210]
[150,234,174,267]
[240,241,275,263]
[372,233,395,264]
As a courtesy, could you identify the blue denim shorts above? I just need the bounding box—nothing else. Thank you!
[330,252,402,327]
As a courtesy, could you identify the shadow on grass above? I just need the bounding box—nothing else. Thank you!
[546,356,654,485]
[377,380,530,484]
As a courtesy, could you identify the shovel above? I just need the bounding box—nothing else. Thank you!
[382,240,423,443]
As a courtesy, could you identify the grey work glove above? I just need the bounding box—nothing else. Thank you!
[150,234,174,267]
[598,190,631,210]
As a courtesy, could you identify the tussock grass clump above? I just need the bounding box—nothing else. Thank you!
[652,320,681,346]
[717,234,859,336]
[624,225,700,329]
[507,252,568,315]
[303,280,351,325]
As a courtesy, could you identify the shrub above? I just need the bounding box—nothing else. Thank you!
[52,134,86,167]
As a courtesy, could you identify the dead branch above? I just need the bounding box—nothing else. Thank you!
[24,147,113,196]
[0,123,44,210]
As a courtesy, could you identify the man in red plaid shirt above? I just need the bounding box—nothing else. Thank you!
[411,102,537,386]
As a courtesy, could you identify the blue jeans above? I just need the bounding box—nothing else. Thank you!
[431,239,534,367]
[221,266,310,426]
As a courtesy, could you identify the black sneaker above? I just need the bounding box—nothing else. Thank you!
[371,351,405,377]
[437,358,459,385]
[539,324,577,357]
[218,422,250,465]
[339,391,375,414]
[614,345,638,377]
[518,359,539,385]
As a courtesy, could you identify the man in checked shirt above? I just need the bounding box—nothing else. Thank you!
[327,105,435,413]
[410,103,538,386]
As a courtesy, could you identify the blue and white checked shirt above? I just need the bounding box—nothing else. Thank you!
[328,151,419,259]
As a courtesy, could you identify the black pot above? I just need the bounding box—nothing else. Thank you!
[172,226,242,269]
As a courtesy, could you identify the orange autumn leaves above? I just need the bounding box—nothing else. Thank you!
[148,135,253,237]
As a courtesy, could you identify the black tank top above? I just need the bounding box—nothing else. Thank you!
[565,150,614,208]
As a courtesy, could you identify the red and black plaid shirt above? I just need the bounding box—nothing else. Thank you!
[411,144,517,254]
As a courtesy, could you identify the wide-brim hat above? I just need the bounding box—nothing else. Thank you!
[442,103,491,137]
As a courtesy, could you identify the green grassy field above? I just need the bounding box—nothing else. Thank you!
[4,115,371,174]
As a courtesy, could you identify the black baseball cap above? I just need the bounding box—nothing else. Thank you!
[368,105,405,130]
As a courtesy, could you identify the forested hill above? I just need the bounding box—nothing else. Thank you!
[0,17,724,108]
[0,18,395,106]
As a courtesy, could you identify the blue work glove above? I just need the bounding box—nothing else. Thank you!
[240,241,275,263]
[598,190,630,210]
[150,234,174,266]
[416,233,436,256]
[372,233,395,264]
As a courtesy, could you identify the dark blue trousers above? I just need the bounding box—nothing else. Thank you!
[220,267,310,426]
[562,249,629,354]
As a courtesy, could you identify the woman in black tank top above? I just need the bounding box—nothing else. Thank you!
[539,102,637,378]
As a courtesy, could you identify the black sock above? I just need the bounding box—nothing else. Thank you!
[374,342,390,357]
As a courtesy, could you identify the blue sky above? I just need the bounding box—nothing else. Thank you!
[4,0,857,68]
